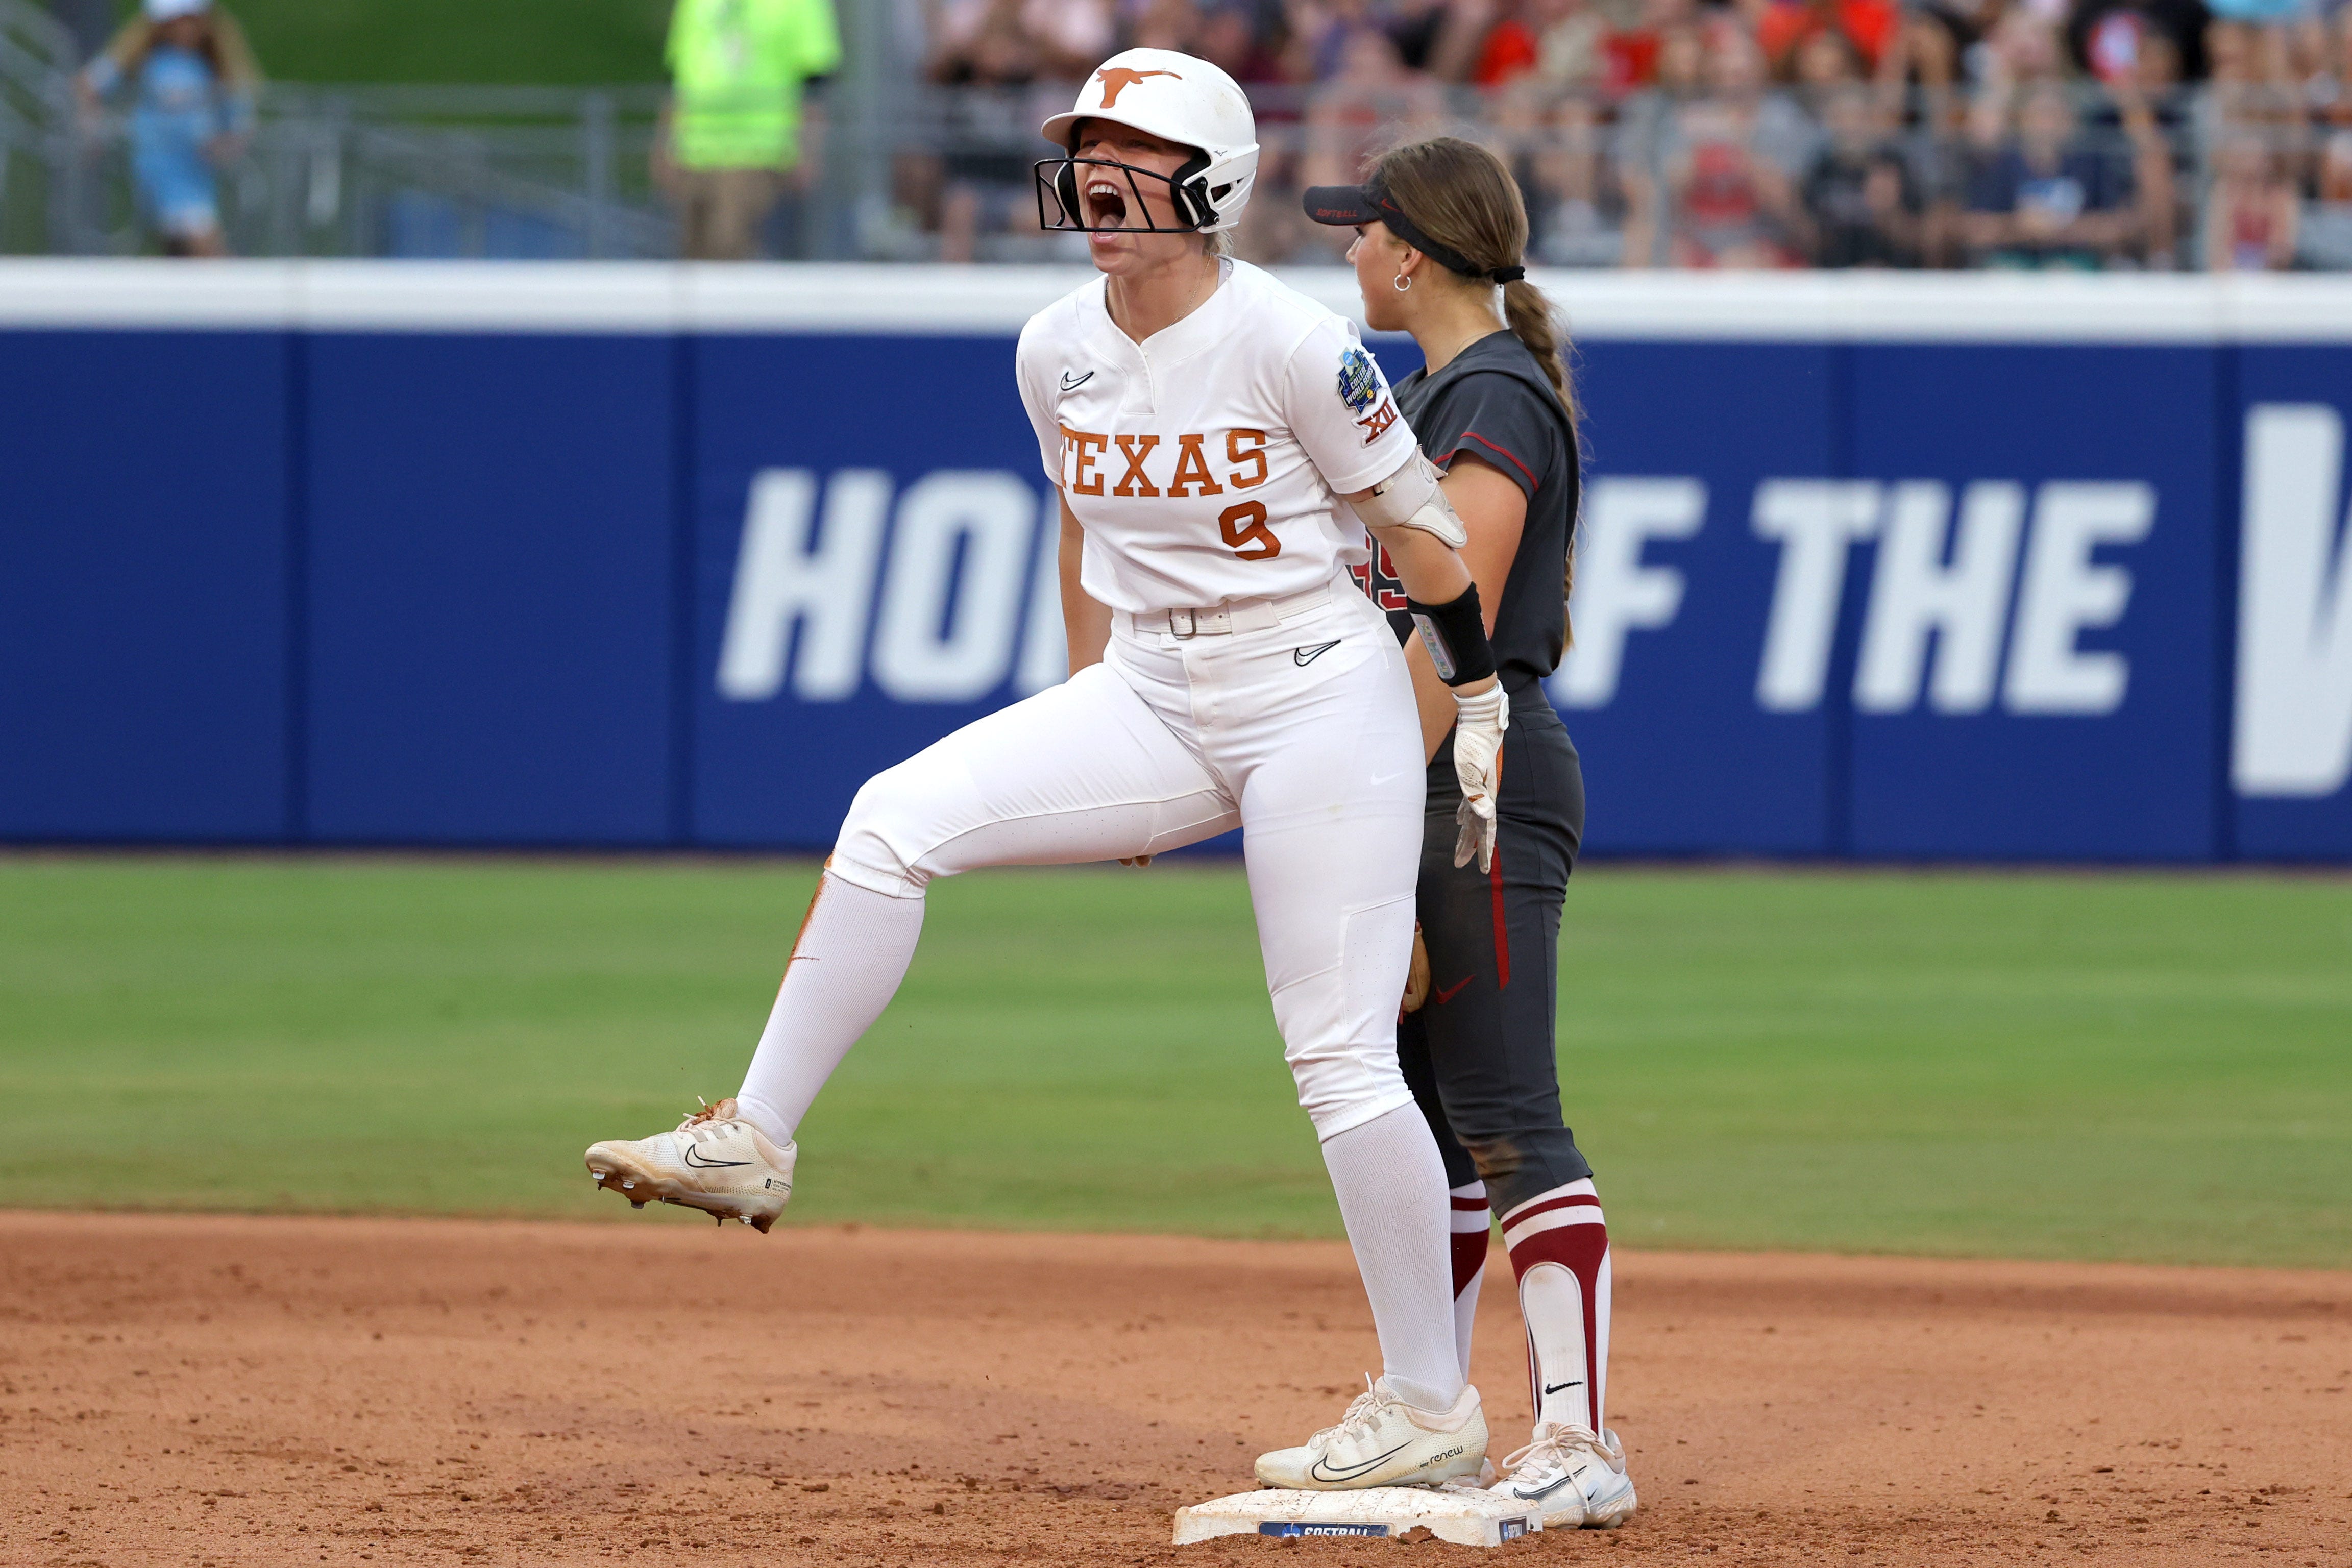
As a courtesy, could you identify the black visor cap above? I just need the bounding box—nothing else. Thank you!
[1301,184,1380,227]
[1300,179,1524,284]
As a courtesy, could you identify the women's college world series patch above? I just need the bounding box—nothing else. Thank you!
[1337,345,1383,413]
[1337,346,1400,444]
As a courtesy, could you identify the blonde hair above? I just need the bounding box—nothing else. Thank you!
[1369,135,1583,634]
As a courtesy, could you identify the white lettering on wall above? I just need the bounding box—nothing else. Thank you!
[1753,480,1881,712]
[1552,477,1707,709]
[716,468,891,701]
[716,465,2172,723]
[2235,404,2352,797]
[1854,481,2025,714]
[2002,482,2154,715]
[871,471,1036,702]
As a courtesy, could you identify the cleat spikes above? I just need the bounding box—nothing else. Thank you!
[582,1115,795,1234]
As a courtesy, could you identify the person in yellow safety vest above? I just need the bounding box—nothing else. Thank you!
[656,0,842,260]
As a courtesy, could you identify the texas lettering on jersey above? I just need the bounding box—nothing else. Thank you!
[1056,424,1283,560]
[1016,261,1425,612]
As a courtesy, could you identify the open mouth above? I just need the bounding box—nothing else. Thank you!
[1085,177,1130,229]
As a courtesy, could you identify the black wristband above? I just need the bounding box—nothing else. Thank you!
[1404,584,1498,687]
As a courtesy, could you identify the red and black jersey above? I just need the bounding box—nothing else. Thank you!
[1360,329,1580,691]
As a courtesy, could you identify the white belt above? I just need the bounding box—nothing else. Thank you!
[1120,582,1334,640]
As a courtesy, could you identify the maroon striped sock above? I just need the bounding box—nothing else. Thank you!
[1448,1183,1491,1385]
[1501,1181,1610,1434]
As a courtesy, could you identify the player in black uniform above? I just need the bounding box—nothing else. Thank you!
[1306,137,1635,1530]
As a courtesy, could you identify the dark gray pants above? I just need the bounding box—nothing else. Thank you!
[1396,688,1593,1219]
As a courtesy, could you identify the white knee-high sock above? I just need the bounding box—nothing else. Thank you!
[1449,1181,1492,1385]
[1319,1104,1467,1413]
[734,872,925,1146]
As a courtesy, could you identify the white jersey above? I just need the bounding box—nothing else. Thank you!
[1016,258,1420,615]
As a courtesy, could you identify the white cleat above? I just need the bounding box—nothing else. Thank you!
[1253,1378,1487,1492]
[1487,1424,1637,1529]
[584,1098,795,1233]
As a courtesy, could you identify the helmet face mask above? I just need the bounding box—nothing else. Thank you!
[1035,153,1218,235]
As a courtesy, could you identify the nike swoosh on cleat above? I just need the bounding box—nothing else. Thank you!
[681,1145,750,1169]
[1293,640,1341,666]
[1308,1441,1413,1483]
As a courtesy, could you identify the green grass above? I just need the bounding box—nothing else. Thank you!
[1,856,2347,1268]
[99,0,673,86]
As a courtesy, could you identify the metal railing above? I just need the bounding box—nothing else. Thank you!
[6,84,677,258]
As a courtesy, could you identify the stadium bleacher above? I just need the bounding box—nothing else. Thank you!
[4,0,2350,267]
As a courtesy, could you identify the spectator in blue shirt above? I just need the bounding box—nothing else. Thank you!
[75,0,261,257]
[1964,84,2133,269]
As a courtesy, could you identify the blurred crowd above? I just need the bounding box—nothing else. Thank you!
[62,0,2352,266]
[889,0,2352,268]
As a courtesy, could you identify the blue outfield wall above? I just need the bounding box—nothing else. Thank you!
[2,263,2349,861]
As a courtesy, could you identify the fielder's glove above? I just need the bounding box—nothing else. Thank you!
[1401,922,1431,1013]
[1450,683,1508,872]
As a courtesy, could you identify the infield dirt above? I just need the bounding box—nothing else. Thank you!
[3,1213,2346,1567]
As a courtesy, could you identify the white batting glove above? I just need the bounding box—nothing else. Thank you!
[1450,683,1508,873]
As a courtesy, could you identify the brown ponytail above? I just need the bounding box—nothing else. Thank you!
[1500,280,1569,409]
[1370,135,1583,639]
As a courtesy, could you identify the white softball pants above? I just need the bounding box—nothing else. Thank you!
[825,581,1426,1139]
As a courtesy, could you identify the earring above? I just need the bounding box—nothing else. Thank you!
[1393,273,1412,293]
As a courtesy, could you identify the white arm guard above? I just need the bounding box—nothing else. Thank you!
[1353,453,1466,547]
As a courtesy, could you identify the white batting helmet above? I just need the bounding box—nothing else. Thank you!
[1038,48,1260,233]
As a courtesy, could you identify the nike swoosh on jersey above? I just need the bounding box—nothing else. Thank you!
[1059,370,1094,391]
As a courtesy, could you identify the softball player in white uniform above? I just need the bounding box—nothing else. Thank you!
[586,48,1514,1491]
